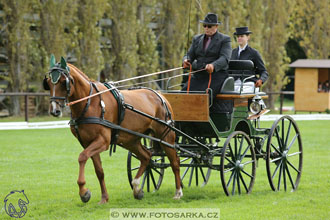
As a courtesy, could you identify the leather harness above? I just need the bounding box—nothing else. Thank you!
[69,84,174,156]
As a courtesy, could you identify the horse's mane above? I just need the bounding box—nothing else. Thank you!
[68,63,94,82]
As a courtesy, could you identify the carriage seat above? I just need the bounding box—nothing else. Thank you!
[219,60,265,95]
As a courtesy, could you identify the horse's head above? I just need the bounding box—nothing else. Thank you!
[43,55,74,117]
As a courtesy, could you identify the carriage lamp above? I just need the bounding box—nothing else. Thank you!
[249,95,266,114]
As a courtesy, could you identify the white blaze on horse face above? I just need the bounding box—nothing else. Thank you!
[50,84,62,117]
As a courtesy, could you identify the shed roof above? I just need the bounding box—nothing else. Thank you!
[289,59,330,68]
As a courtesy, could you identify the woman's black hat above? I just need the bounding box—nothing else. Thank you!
[234,26,252,35]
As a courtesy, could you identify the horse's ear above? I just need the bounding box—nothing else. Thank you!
[60,56,67,69]
[50,54,56,68]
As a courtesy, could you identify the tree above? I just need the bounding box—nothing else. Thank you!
[75,0,106,80]
[2,0,31,115]
[135,0,159,86]
[260,0,294,109]
[103,0,139,82]
[290,0,330,59]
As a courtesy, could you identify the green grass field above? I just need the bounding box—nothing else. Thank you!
[0,120,329,220]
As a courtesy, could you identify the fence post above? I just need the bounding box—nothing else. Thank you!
[25,95,29,122]
[279,93,284,115]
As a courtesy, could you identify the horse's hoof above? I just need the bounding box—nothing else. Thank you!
[173,188,183,200]
[134,189,144,200]
[80,189,91,203]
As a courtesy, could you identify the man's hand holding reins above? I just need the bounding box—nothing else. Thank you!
[205,64,214,74]
[183,59,191,69]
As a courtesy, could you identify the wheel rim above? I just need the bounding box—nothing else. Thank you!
[220,131,256,196]
[127,139,165,192]
[266,116,303,192]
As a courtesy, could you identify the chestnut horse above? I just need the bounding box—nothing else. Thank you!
[43,56,182,204]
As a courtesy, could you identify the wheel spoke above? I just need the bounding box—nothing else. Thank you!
[181,166,190,180]
[281,119,285,144]
[238,135,244,157]
[141,170,148,190]
[285,164,296,190]
[149,170,157,190]
[242,160,255,166]
[195,167,199,186]
[234,138,238,159]
[199,167,207,183]
[287,134,298,151]
[283,163,287,191]
[275,128,284,151]
[131,166,140,171]
[239,173,249,192]
[270,157,282,163]
[225,156,236,166]
[284,121,292,147]
[271,143,282,155]
[287,151,301,157]
[224,167,235,173]
[228,143,235,161]
[232,172,237,195]
[132,154,138,160]
[226,170,235,188]
[180,157,190,163]
[241,169,253,179]
[147,170,150,192]
[151,167,162,176]
[272,160,283,180]
[240,144,252,160]
[188,162,194,187]
[237,172,241,194]
[277,162,283,190]
[287,160,300,173]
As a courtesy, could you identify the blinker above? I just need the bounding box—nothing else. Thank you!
[50,70,61,84]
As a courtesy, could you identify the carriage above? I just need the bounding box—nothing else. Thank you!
[44,57,303,203]
[126,60,303,196]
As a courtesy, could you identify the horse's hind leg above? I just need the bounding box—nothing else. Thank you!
[158,129,182,199]
[129,140,152,200]
[91,153,109,204]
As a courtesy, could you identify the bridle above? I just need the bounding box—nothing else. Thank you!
[43,64,74,107]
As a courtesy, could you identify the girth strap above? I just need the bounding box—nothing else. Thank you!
[103,82,126,155]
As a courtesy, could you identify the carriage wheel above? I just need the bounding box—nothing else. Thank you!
[266,116,303,192]
[180,157,212,187]
[220,131,256,196]
[127,138,165,192]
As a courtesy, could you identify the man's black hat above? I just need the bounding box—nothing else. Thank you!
[234,26,252,35]
[200,13,221,25]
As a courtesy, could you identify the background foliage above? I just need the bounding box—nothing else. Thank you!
[0,0,329,114]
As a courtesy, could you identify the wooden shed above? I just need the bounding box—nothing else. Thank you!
[290,59,330,112]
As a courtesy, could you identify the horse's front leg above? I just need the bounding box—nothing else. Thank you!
[77,139,108,203]
[91,153,109,204]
